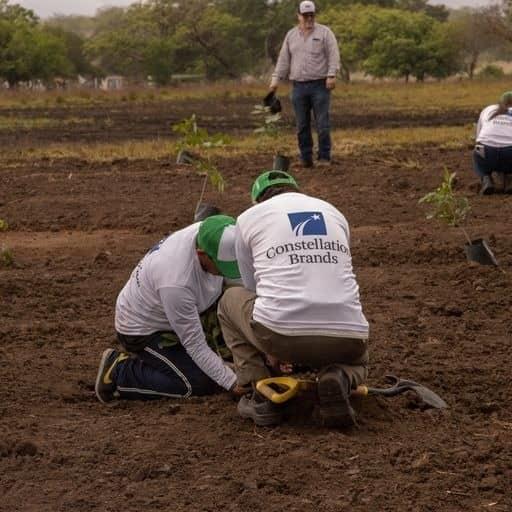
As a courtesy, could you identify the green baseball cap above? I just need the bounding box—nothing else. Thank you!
[501,91,512,105]
[197,215,240,279]
[251,170,299,203]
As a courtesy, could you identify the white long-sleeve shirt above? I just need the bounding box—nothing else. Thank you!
[271,23,340,84]
[476,104,512,147]
[115,223,236,390]
[235,192,369,339]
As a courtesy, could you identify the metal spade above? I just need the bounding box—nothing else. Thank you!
[256,374,447,409]
[352,375,448,409]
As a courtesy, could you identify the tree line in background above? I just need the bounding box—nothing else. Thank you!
[1,0,512,87]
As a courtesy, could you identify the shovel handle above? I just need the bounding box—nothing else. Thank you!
[257,377,372,403]
[256,377,315,404]
[351,385,369,397]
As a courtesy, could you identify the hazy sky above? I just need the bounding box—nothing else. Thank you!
[17,0,135,18]
[17,0,495,18]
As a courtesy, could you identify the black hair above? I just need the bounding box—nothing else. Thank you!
[489,96,512,120]
[257,184,298,203]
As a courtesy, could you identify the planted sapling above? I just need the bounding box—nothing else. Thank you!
[419,169,471,243]
[251,105,289,170]
[419,169,499,267]
[172,115,230,217]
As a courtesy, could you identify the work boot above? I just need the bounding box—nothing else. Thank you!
[480,175,495,195]
[237,390,283,426]
[317,365,356,428]
[95,349,129,403]
[504,173,512,194]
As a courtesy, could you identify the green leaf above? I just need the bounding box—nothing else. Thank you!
[418,169,470,227]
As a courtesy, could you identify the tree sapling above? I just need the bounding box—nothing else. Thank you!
[172,115,229,218]
[251,104,289,171]
[419,169,498,266]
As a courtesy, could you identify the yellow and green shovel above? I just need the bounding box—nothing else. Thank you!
[256,374,447,409]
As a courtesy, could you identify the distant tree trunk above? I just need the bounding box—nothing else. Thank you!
[265,32,280,65]
[340,59,351,82]
[467,51,479,79]
[190,25,238,79]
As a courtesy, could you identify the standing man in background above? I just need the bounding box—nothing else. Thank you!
[270,0,340,169]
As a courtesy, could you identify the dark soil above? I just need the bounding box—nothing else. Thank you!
[1,98,511,512]
[0,97,477,146]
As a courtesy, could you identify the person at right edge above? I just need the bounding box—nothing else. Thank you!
[217,170,369,428]
[474,91,512,195]
[269,0,340,169]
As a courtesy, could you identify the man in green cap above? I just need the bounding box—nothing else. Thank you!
[95,215,242,403]
[218,171,369,427]
[474,91,512,194]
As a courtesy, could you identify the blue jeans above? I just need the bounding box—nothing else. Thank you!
[112,331,220,400]
[473,144,512,178]
[291,79,331,162]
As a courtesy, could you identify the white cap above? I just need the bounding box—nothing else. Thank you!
[299,0,315,14]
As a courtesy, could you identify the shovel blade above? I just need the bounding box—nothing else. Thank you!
[404,382,448,409]
[365,377,448,409]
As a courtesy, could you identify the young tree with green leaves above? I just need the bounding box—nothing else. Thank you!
[325,5,459,82]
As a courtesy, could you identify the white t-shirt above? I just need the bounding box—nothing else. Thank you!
[115,223,236,390]
[476,104,512,147]
[236,192,369,338]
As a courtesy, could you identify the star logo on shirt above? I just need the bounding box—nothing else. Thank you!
[288,212,327,236]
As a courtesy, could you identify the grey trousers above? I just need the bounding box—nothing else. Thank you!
[217,287,369,388]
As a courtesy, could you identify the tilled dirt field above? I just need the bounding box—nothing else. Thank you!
[0,96,477,147]
[1,97,511,512]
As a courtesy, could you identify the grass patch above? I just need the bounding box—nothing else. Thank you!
[0,78,509,110]
[332,80,508,112]
[331,125,474,155]
[1,124,473,163]
[16,139,177,161]
[0,84,263,109]
[0,116,94,131]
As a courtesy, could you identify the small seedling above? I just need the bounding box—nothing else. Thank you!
[251,105,286,156]
[173,114,228,153]
[419,169,471,243]
[0,247,13,267]
[0,219,8,231]
[252,105,282,138]
[172,115,229,209]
